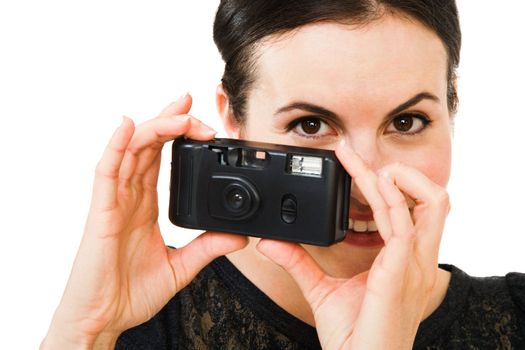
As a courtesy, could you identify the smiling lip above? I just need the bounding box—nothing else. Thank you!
[344,229,384,247]
[349,212,374,221]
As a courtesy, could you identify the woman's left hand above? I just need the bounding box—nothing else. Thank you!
[256,140,450,349]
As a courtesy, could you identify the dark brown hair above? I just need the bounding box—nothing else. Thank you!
[213,0,461,124]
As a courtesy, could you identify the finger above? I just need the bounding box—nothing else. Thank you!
[142,152,162,190]
[380,163,448,213]
[379,164,449,260]
[123,116,217,190]
[117,115,191,183]
[350,241,414,350]
[256,239,329,309]
[377,173,415,241]
[367,236,411,295]
[158,93,193,118]
[167,231,248,291]
[91,117,135,211]
[129,115,216,153]
[335,139,393,242]
[126,93,215,155]
[116,94,194,183]
[365,174,416,280]
[350,260,416,350]
[349,167,442,350]
[115,93,192,184]
[130,117,217,180]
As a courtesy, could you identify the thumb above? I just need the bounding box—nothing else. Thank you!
[167,231,248,291]
[256,239,327,309]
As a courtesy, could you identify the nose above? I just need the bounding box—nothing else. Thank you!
[345,131,382,171]
[343,132,383,206]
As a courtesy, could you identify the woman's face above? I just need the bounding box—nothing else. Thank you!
[224,15,452,276]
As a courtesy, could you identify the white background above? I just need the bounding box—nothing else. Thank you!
[1,1,524,348]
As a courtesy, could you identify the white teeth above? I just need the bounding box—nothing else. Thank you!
[353,220,368,232]
[348,218,377,233]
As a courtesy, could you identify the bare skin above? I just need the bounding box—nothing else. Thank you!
[219,17,453,348]
[41,96,247,349]
[43,15,454,350]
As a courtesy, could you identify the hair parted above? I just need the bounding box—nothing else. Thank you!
[213,0,461,124]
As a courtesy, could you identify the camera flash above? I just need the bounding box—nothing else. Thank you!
[290,155,323,176]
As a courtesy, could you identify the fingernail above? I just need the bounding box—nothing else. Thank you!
[120,115,132,127]
[176,92,190,104]
[176,115,190,121]
[200,122,217,135]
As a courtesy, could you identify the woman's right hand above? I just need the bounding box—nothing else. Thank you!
[257,141,450,350]
[41,94,248,350]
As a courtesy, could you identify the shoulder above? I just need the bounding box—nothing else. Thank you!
[415,265,525,349]
[506,271,525,312]
[465,268,525,326]
[465,268,525,321]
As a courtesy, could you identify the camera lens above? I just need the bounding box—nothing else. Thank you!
[209,176,260,221]
[224,184,251,213]
[226,188,246,210]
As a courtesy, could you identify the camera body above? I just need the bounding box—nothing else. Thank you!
[169,138,350,246]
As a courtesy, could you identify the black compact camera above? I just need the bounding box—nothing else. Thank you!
[169,138,350,246]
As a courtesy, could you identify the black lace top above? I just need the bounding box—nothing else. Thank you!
[116,256,525,349]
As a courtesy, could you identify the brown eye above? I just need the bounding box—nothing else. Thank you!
[288,117,336,140]
[300,118,321,134]
[386,113,430,135]
[393,115,413,132]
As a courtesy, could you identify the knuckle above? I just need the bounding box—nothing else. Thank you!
[127,145,141,156]
[182,115,197,127]
[286,249,307,271]
[94,161,112,179]
[406,228,417,240]
[200,233,218,257]
[370,203,389,216]
[394,227,416,244]
[434,190,450,210]
[378,162,405,179]
[181,119,198,136]
[392,196,408,208]
[389,161,406,172]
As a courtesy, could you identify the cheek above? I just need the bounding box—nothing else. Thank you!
[406,141,451,188]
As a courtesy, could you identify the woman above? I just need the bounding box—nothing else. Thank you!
[41,1,525,349]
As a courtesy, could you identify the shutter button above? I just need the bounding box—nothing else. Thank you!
[281,195,297,224]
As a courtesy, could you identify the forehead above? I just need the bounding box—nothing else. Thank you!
[252,16,448,109]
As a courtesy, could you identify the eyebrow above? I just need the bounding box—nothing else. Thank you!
[275,102,339,124]
[386,92,440,117]
[274,92,440,121]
